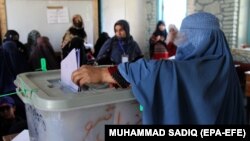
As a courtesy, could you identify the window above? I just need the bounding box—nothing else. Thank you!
[238,0,250,46]
[158,0,187,30]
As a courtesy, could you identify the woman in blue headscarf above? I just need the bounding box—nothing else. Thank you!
[72,12,245,124]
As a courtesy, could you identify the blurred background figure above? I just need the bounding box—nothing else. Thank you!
[149,23,177,60]
[0,47,15,95]
[241,44,250,48]
[0,96,27,140]
[2,41,30,83]
[1,41,29,120]
[25,30,41,57]
[93,32,110,58]
[149,21,168,58]
[61,14,88,65]
[3,30,29,61]
[165,24,178,58]
[0,36,2,46]
[29,36,60,71]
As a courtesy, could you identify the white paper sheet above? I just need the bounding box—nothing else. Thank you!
[61,48,80,92]
[84,43,93,49]
[47,7,69,24]
[12,130,30,141]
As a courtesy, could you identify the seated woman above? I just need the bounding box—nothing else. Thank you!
[25,30,41,56]
[93,32,110,58]
[29,36,60,71]
[0,97,27,138]
[3,30,29,61]
[2,41,30,77]
[96,20,143,65]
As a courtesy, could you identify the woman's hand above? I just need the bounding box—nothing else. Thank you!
[71,65,116,87]
[72,65,103,86]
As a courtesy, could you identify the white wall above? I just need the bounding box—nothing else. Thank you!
[101,0,148,54]
[6,0,94,52]
[101,0,125,36]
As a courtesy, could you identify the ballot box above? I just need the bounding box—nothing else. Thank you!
[14,70,141,141]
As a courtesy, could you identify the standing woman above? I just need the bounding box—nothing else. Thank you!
[96,20,143,65]
[61,14,88,65]
[149,21,168,58]
[72,12,245,124]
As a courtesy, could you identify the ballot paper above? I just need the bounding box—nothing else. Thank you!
[12,129,30,141]
[61,48,80,92]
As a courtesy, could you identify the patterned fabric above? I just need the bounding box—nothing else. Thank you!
[152,41,168,60]
[61,14,87,62]
[108,66,130,88]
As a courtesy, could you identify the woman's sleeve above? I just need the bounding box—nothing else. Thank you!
[108,66,130,88]
[107,59,158,87]
[117,59,157,86]
[166,42,177,57]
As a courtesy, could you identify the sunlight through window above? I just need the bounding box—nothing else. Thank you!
[160,0,187,31]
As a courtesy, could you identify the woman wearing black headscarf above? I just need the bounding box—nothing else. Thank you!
[96,20,143,65]
[60,15,88,66]
[29,36,60,71]
[149,21,168,58]
[2,41,30,78]
[93,32,110,58]
[25,30,41,56]
[3,30,29,61]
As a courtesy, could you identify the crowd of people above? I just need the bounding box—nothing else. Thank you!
[0,12,247,139]
[71,12,245,124]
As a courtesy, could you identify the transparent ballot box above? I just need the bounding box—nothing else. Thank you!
[15,70,141,141]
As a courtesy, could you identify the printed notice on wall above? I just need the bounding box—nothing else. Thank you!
[47,6,69,24]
